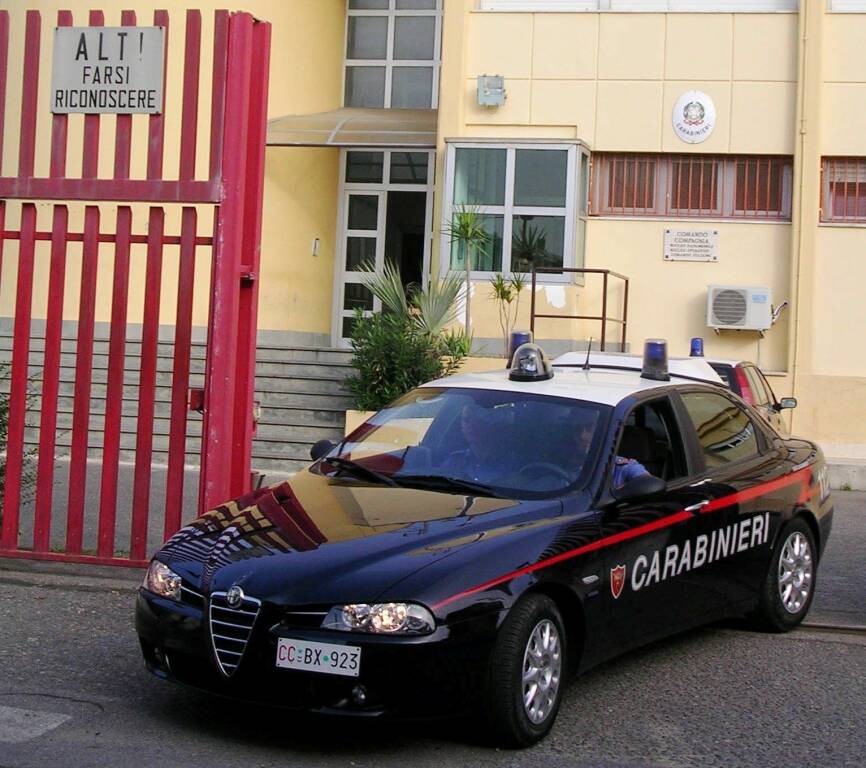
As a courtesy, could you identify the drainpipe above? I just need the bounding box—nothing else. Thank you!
[787,1,814,434]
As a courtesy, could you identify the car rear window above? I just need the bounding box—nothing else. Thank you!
[681,391,760,467]
[709,363,733,389]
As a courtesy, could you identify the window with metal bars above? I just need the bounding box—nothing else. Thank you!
[591,153,793,221]
[821,158,866,223]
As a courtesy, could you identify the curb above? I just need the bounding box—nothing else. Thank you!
[0,557,143,593]
[827,459,866,492]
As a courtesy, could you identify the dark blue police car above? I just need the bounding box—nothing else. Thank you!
[136,341,832,747]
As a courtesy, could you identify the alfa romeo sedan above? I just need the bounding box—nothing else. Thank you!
[136,342,832,747]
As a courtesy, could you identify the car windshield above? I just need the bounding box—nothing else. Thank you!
[320,387,611,497]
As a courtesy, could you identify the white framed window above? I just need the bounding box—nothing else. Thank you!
[440,142,588,280]
[333,149,436,346]
[344,0,442,109]
[478,1,797,11]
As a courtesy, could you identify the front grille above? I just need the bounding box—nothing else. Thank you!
[181,585,204,609]
[208,591,261,677]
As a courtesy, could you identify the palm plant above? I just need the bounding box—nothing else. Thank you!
[358,260,466,337]
[347,263,471,411]
[511,220,550,273]
[358,260,410,318]
[442,205,491,333]
[490,272,527,358]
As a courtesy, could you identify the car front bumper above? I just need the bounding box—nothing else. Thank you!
[135,589,503,718]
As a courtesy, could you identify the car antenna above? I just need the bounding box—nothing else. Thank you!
[582,337,594,371]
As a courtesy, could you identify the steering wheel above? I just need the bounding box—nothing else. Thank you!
[518,462,574,483]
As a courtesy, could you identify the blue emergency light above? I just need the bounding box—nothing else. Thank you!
[641,339,670,382]
[690,337,705,357]
[507,330,533,367]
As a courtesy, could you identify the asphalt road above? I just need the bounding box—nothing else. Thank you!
[1,494,864,768]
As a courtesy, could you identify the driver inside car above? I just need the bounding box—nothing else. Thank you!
[440,404,516,484]
[573,416,650,489]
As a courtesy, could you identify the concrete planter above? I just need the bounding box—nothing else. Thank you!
[344,409,373,435]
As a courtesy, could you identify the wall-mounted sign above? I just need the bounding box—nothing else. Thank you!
[664,229,719,262]
[672,90,716,145]
[51,26,165,114]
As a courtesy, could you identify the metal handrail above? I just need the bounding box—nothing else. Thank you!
[529,268,630,352]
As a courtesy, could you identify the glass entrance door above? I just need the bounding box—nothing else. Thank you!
[339,191,386,341]
[334,149,434,347]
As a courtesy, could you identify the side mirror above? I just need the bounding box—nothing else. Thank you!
[611,474,666,504]
[310,439,336,461]
[778,397,797,410]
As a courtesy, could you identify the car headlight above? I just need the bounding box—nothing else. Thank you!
[323,602,435,635]
[143,560,182,601]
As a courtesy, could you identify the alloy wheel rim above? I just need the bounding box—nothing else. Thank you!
[778,531,813,614]
[522,618,562,725]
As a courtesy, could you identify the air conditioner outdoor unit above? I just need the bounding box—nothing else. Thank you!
[706,285,772,331]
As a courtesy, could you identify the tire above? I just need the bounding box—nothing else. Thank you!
[750,517,817,632]
[483,594,567,748]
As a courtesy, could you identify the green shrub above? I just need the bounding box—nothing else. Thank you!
[0,361,38,518]
[345,312,469,412]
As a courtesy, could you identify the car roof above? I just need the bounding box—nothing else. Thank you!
[420,365,718,407]
[552,350,725,385]
[704,357,755,368]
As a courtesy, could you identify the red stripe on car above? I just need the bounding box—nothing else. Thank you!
[432,466,814,611]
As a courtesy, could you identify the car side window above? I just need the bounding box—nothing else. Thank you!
[680,391,760,468]
[743,366,771,407]
[756,368,779,406]
[619,398,688,482]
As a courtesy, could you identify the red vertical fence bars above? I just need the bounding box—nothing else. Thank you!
[0,9,271,567]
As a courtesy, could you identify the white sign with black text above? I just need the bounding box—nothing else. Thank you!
[51,26,165,114]
[664,229,719,263]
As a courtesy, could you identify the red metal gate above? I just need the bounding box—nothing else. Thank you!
[0,9,271,566]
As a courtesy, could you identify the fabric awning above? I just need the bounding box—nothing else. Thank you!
[266,107,437,148]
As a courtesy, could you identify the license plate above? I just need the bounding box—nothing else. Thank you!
[276,638,361,677]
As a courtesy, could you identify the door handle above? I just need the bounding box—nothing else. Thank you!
[684,500,710,513]
[690,478,712,487]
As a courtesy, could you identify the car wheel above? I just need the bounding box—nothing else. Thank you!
[483,594,566,748]
[751,517,817,632]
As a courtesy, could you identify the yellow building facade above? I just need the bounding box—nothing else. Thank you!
[2,0,866,462]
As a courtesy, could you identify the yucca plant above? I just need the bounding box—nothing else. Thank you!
[357,260,410,319]
[490,272,527,358]
[442,205,491,332]
[347,263,472,411]
[358,261,466,338]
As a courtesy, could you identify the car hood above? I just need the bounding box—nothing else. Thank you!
[156,468,563,606]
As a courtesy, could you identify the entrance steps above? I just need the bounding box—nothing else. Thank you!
[0,332,354,478]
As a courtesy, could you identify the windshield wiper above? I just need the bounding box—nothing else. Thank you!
[323,457,397,487]
[393,474,502,498]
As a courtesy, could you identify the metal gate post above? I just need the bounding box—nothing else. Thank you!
[199,12,255,512]
[230,19,271,493]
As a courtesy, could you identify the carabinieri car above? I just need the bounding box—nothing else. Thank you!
[136,341,833,747]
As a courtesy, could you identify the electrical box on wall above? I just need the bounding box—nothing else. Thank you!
[477,75,506,107]
[706,285,772,331]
